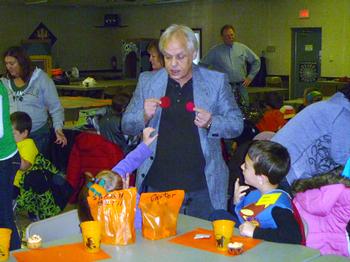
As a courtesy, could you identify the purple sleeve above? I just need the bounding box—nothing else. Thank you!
[111,142,152,179]
[134,193,142,230]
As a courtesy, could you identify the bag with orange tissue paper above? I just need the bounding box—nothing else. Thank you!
[87,187,137,245]
[139,190,185,240]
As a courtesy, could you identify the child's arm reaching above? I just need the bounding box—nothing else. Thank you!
[142,127,158,146]
[112,127,157,179]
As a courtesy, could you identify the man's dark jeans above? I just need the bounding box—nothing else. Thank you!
[0,152,21,250]
[146,186,215,220]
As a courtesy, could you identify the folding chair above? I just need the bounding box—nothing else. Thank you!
[265,76,283,88]
[25,209,81,242]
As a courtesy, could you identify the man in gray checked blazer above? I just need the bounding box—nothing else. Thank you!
[122,24,243,219]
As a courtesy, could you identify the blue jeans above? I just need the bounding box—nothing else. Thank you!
[0,152,21,250]
[146,186,215,220]
[230,82,249,107]
[30,129,50,159]
[238,84,249,107]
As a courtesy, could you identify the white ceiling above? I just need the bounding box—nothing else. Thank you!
[0,0,191,7]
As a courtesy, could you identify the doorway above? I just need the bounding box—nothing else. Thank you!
[124,52,137,78]
[291,28,322,98]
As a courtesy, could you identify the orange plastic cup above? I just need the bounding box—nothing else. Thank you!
[80,221,101,253]
[212,220,235,251]
[0,228,12,261]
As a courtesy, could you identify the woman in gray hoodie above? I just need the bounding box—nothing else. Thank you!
[1,46,66,156]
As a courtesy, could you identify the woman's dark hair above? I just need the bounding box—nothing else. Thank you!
[10,111,32,134]
[112,93,131,114]
[3,46,34,82]
[263,92,283,109]
[247,140,291,185]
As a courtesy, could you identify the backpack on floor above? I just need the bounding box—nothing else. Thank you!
[16,153,73,219]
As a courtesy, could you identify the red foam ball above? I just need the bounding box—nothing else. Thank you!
[160,96,171,109]
[186,101,195,112]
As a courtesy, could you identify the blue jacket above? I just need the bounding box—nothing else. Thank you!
[121,65,243,209]
[272,92,350,184]
[235,189,292,228]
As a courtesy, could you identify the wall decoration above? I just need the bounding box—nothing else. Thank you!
[121,40,138,78]
[95,14,127,28]
[121,41,138,63]
[299,62,318,82]
[28,22,57,45]
[304,44,313,51]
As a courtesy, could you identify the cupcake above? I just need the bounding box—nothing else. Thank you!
[27,234,42,249]
[228,242,244,255]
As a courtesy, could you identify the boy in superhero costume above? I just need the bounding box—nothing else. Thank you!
[234,140,302,244]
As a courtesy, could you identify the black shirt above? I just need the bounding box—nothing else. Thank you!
[145,77,206,191]
[253,207,302,244]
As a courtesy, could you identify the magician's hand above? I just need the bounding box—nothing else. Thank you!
[144,98,161,123]
[193,107,212,129]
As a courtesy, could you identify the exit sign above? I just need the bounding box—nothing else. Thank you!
[299,9,310,19]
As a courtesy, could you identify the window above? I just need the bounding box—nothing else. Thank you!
[192,28,202,64]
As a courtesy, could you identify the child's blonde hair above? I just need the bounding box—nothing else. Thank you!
[78,170,123,221]
[95,170,123,191]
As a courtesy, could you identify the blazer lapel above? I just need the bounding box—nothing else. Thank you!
[148,69,168,128]
[148,69,168,98]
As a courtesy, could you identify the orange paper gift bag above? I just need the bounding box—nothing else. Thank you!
[88,187,137,245]
[139,190,184,240]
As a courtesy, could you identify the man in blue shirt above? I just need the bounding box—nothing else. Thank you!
[200,24,260,107]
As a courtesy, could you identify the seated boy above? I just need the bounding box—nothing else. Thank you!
[11,111,70,220]
[91,93,137,154]
[297,87,323,112]
[78,127,157,228]
[234,140,302,244]
[10,111,39,197]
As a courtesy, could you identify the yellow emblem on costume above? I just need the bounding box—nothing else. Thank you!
[255,193,281,208]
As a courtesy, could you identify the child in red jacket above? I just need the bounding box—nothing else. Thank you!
[256,92,286,132]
